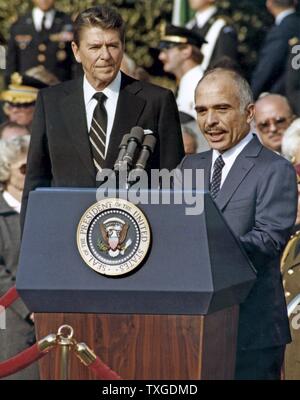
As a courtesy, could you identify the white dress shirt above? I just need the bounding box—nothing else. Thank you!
[211,132,254,188]
[195,6,217,28]
[177,65,204,119]
[275,9,295,25]
[32,7,55,32]
[3,191,21,214]
[83,72,121,158]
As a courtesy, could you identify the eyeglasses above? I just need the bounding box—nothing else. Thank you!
[257,117,290,133]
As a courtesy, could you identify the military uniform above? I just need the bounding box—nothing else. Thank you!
[5,9,74,85]
[159,24,206,119]
[186,9,238,71]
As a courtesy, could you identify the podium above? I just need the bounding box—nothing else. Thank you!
[17,189,256,380]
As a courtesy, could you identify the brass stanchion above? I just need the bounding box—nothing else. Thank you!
[56,325,74,380]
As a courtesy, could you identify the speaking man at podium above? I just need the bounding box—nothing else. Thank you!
[21,5,184,228]
[177,67,298,379]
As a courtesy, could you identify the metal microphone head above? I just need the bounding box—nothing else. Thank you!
[119,133,130,148]
[129,126,144,143]
[142,134,156,152]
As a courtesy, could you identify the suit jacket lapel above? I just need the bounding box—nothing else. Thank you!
[214,135,262,211]
[104,72,146,169]
[60,77,95,179]
[192,151,212,191]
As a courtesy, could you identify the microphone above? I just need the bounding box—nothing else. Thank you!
[134,134,157,170]
[122,126,144,166]
[114,133,130,171]
[127,134,156,184]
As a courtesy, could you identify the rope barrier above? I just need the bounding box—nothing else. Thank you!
[0,286,19,308]
[0,287,123,380]
[0,334,57,379]
[0,325,122,380]
[74,342,122,380]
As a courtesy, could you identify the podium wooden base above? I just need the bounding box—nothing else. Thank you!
[35,306,238,380]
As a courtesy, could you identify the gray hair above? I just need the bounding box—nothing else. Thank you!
[0,135,30,184]
[282,119,300,161]
[196,68,254,111]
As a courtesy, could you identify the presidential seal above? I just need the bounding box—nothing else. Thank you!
[77,198,151,276]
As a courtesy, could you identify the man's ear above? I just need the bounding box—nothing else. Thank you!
[246,103,255,124]
[71,41,81,63]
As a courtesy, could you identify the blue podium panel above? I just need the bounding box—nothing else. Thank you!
[17,189,256,315]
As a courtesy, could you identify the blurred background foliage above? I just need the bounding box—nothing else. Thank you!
[0,0,300,80]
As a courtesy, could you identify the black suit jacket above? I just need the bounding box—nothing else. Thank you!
[21,73,184,227]
[178,135,297,350]
[251,12,300,99]
[5,10,74,83]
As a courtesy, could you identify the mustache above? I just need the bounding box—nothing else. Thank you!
[205,129,226,134]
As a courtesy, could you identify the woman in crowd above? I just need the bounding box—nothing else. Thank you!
[0,135,39,379]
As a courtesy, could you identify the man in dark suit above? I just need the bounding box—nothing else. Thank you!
[186,0,238,71]
[5,0,74,84]
[177,67,297,379]
[21,6,184,227]
[251,0,300,99]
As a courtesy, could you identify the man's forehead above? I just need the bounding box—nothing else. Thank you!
[81,27,121,41]
[255,98,290,117]
[195,81,239,105]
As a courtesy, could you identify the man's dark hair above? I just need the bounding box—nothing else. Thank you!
[271,0,296,7]
[73,6,126,46]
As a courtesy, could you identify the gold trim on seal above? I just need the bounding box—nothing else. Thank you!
[77,198,151,277]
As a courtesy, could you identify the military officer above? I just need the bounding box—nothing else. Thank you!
[5,0,74,85]
[186,0,239,71]
[158,24,206,119]
[1,67,59,129]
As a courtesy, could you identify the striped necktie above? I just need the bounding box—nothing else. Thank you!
[210,155,225,199]
[89,92,107,171]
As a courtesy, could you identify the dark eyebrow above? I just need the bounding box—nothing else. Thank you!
[87,41,120,46]
[195,103,232,111]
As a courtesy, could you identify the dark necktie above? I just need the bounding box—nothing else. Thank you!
[210,155,225,199]
[89,92,108,171]
[41,13,47,32]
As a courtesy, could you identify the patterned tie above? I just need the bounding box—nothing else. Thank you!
[210,155,225,200]
[89,92,107,171]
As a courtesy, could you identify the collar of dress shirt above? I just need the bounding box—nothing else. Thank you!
[32,7,56,31]
[211,132,254,184]
[275,8,295,25]
[196,6,217,29]
[3,190,21,214]
[83,71,122,108]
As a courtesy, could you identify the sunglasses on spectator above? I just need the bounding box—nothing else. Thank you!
[257,117,290,133]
